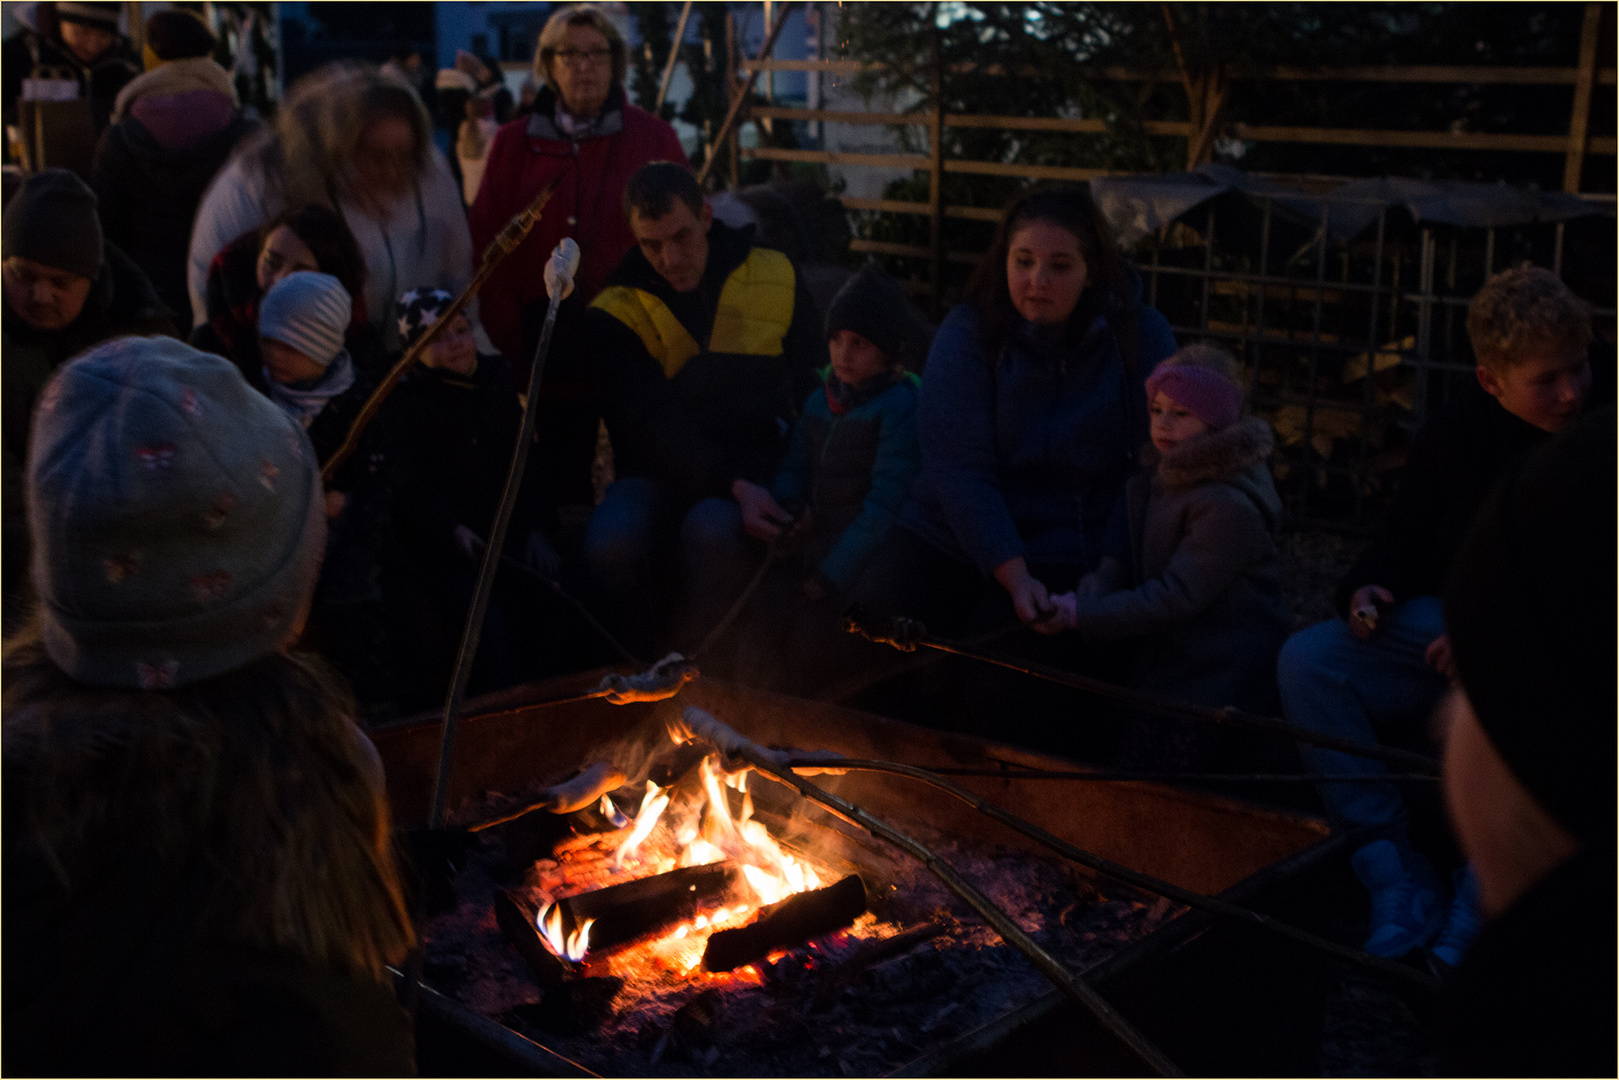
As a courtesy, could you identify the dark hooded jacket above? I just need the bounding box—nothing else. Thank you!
[91,71,257,321]
[1072,415,1291,714]
[1334,345,1612,617]
[586,219,827,506]
[2,242,174,629]
[388,353,544,565]
[898,279,1178,577]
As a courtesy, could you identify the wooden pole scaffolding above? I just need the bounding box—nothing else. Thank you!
[696,2,799,186]
[1563,2,1603,193]
[655,0,694,114]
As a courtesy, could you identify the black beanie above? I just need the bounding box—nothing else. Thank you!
[1443,404,1617,845]
[826,262,918,362]
[145,9,217,61]
[1,168,103,281]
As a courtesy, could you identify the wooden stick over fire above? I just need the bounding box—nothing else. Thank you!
[679,706,1183,1077]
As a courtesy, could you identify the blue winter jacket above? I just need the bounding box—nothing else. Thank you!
[772,372,922,591]
[899,296,1177,576]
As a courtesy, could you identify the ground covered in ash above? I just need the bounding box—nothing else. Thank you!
[422,821,1183,1077]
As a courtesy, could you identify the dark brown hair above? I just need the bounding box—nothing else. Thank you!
[623,160,703,222]
[3,623,415,983]
[261,204,368,303]
[965,185,1138,369]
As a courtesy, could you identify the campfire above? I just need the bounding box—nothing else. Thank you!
[417,710,1198,1075]
[505,727,868,983]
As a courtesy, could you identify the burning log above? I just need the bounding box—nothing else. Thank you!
[495,888,572,991]
[558,861,742,954]
[702,874,867,972]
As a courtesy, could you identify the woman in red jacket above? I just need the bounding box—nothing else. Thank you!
[469,4,685,507]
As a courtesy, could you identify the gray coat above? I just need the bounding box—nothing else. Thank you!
[1070,415,1291,714]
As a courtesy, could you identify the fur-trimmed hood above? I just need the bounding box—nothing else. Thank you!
[111,56,237,122]
[1148,414,1281,528]
[1151,414,1273,486]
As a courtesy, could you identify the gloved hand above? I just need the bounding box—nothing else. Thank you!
[524,528,562,580]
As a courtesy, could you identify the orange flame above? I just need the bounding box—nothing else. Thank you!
[614,780,670,868]
[536,901,595,961]
[546,748,826,967]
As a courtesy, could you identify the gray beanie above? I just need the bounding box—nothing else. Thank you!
[258,271,352,367]
[825,262,920,362]
[28,335,326,689]
[1,168,104,281]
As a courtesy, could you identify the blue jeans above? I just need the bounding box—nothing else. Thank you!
[1276,597,1448,850]
[584,477,759,654]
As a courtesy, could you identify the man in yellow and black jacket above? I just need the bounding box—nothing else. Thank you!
[582,162,826,654]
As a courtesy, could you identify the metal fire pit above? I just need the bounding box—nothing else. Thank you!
[372,673,1339,1076]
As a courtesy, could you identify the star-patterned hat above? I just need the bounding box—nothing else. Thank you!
[395,288,456,349]
[27,335,326,689]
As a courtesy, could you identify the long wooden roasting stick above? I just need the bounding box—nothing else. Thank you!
[790,757,1440,992]
[680,707,1183,1078]
[320,172,568,481]
[844,608,1439,772]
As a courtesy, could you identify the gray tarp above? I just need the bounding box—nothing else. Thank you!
[1091,163,1611,247]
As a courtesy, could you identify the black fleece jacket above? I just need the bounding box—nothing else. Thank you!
[1335,346,1612,617]
[586,220,826,505]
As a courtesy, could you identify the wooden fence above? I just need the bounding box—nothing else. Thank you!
[724,3,1614,305]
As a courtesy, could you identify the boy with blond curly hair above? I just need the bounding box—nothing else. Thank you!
[1277,265,1604,969]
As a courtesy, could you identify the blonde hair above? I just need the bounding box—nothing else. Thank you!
[241,61,434,211]
[1466,266,1592,373]
[3,622,415,983]
[534,5,628,92]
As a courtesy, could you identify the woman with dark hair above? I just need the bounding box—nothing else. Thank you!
[847,186,1177,678]
[190,203,382,382]
[186,61,475,352]
[3,335,415,1073]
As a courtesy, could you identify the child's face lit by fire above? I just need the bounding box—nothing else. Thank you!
[423,313,477,375]
[1149,391,1209,453]
[829,330,891,388]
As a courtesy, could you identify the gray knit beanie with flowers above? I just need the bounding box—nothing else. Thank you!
[27,335,326,689]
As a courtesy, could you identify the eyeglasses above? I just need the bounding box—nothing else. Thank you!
[553,47,612,66]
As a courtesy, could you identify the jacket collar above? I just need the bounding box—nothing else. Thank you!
[526,83,625,142]
[1151,414,1275,488]
[607,219,758,297]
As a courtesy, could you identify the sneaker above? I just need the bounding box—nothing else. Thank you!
[1429,865,1483,973]
[1350,839,1444,958]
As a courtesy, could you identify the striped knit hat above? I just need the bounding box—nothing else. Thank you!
[259,271,352,367]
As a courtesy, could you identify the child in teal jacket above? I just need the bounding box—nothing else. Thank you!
[728,263,924,688]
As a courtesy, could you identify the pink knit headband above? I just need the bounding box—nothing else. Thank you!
[1144,363,1244,431]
